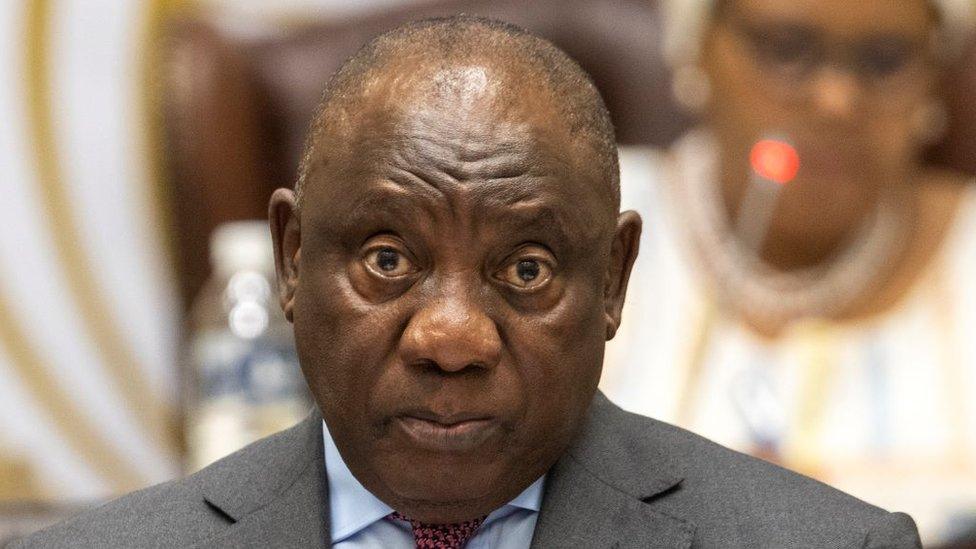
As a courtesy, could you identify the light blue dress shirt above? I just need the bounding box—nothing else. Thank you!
[323,422,544,549]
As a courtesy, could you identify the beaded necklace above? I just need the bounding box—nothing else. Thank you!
[669,129,910,327]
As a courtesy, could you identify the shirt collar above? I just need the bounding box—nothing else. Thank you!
[323,420,545,544]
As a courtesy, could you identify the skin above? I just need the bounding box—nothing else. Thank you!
[696,0,969,331]
[269,58,641,523]
[701,0,940,270]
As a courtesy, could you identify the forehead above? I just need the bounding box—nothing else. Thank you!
[355,63,571,152]
[728,0,935,36]
[304,64,610,231]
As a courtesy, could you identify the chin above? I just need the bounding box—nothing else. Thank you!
[380,460,511,522]
[783,173,875,214]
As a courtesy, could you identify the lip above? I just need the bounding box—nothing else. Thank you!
[394,413,500,453]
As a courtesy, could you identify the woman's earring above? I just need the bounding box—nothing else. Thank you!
[910,100,948,145]
[672,64,712,114]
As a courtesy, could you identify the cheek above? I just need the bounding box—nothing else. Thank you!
[292,262,404,417]
[502,278,606,421]
[870,117,917,160]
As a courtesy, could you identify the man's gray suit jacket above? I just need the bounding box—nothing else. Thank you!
[14,392,921,548]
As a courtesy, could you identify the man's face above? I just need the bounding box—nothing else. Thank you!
[270,64,639,523]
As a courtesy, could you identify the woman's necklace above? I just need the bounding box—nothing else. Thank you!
[669,129,910,328]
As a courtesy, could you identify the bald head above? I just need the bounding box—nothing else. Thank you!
[294,16,619,214]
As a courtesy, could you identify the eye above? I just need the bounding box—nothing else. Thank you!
[854,37,915,79]
[746,26,821,77]
[495,255,554,290]
[364,246,417,278]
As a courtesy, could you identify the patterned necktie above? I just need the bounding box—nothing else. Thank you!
[388,511,488,549]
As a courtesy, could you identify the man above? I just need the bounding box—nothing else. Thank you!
[16,16,920,548]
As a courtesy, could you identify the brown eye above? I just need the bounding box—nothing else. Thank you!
[365,246,416,278]
[497,257,553,289]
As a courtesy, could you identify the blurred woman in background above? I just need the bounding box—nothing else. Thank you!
[601,0,976,544]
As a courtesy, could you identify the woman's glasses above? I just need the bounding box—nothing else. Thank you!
[721,15,934,98]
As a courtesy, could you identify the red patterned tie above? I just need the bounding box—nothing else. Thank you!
[388,511,488,549]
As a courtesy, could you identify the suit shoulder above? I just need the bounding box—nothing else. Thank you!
[618,408,875,510]
[9,477,224,549]
[12,417,315,548]
[607,405,921,547]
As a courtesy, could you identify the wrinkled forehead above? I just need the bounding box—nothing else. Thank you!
[297,63,613,247]
[310,61,607,207]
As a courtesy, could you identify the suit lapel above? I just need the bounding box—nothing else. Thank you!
[530,392,695,549]
[192,410,331,548]
[198,458,330,548]
[530,456,693,549]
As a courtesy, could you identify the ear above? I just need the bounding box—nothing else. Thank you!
[269,188,301,322]
[603,210,642,340]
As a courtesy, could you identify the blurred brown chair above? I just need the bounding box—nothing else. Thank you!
[160,0,976,313]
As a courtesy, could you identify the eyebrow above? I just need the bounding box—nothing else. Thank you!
[339,183,434,230]
[483,197,588,247]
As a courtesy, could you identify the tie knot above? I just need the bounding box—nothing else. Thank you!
[388,511,488,549]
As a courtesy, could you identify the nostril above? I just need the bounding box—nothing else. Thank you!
[410,358,489,375]
[412,359,439,373]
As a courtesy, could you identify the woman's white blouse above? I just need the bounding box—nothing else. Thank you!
[601,146,976,544]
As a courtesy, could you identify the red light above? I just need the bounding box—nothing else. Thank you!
[750,140,799,185]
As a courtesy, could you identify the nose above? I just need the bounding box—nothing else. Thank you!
[808,66,863,121]
[398,288,502,373]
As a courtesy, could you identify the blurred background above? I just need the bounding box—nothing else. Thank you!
[0,0,974,546]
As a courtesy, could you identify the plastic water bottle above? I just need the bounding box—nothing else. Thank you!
[184,221,310,472]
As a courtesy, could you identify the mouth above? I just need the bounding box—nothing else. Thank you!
[393,411,500,453]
